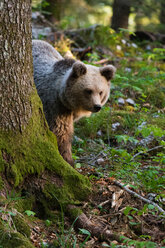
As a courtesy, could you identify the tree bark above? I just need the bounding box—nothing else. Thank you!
[0,1,90,246]
[0,0,33,132]
[111,0,131,31]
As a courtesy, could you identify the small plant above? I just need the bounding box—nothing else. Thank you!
[86,52,100,62]
[24,210,36,217]
[115,134,138,145]
[79,228,91,248]
[45,219,52,227]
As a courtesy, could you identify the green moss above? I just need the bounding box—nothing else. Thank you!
[0,89,91,212]
[42,167,90,209]
[0,151,5,173]
[0,229,34,248]
[68,207,83,220]
[12,214,31,238]
[0,175,4,190]
[0,91,52,185]
[11,197,35,213]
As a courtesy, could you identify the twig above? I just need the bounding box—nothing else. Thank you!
[101,213,119,218]
[112,180,165,215]
[131,145,164,160]
[88,151,105,163]
[98,199,111,208]
[94,58,109,65]
[76,151,104,165]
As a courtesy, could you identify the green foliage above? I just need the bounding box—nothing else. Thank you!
[123,204,160,217]
[148,48,165,61]
[24,210,36,217]
[136,124,165,138]
[45,219,52,227]
[115,134,138,145]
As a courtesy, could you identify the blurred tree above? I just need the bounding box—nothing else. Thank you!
[41,0,69,22]
[111,0,131,31]
[32,0,164,32]
[111,0,164,33]
[159,0,165,26]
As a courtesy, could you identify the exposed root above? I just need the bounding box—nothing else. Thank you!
[67,205,126,243]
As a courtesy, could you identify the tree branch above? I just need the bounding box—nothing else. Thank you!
[131,145,164,160]
[112,180,165,215]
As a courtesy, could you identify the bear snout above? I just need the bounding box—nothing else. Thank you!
[93,104,102,112]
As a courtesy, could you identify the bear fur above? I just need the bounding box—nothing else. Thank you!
[32,40,116,166]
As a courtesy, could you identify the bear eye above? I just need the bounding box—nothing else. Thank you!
[99,91,103,96]
[85,89,93,95]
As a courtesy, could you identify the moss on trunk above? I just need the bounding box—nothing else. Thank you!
[0,90,91,245]
[0,90,90,201]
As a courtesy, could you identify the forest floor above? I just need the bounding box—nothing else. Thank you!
[29,22,165,248]
[29,168,165,248]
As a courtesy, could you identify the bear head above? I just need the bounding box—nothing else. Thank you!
[61,61,116,113]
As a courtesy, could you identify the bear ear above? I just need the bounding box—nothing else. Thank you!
[71,61,87,78]
[100,65,116,81]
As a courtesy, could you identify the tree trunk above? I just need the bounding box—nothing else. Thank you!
[159,0,165,26]
[111,0,131,31]
[0,0,33,131]
[41,0,66,23]
[0,1,90,247]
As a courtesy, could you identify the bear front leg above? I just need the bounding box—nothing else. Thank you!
[53,115,74,167]
[58,136,74,166]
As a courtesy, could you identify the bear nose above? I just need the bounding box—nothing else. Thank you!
[94,104,101,112]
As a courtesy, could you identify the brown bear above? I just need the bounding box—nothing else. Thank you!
[32,40,116,166]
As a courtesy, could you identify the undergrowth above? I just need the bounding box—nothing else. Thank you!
[72,29,165,247]
[73,29,165,194]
